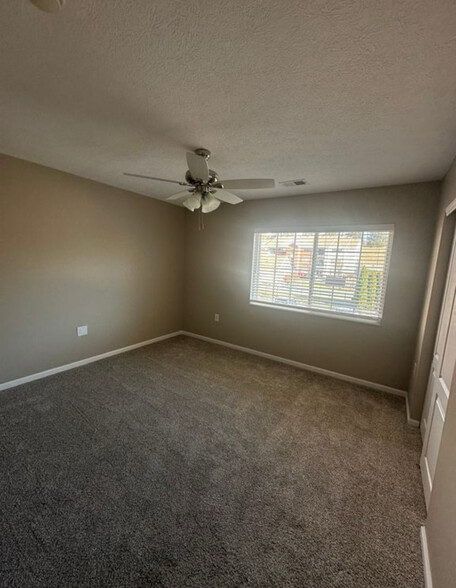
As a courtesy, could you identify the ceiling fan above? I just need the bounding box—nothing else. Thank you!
[124,148,275,214]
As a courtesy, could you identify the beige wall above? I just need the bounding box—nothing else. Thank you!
[0,153,443,398]
[408,157,456,419]
[184,183,440,391]
[422,157,456,588]
[0,154,185,384]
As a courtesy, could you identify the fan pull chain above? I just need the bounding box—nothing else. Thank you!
[198,207,204,231]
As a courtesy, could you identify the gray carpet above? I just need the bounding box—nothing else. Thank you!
[0,335,425,587]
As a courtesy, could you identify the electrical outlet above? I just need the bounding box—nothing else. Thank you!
[77,325,88,337]
[214,313,220,322]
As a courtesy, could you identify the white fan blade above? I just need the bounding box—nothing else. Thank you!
[166,191,192,201]
[186,152,209,182]
[124,173,185,185]
[213,190,243,205]
[221,179,275,190]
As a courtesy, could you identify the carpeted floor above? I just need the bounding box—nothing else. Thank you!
[0,335,425,587]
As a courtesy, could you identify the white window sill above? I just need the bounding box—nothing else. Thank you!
[249,301,382,326]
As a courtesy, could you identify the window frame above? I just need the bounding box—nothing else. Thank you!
[249,224,394,325]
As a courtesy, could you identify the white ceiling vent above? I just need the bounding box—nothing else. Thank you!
[29,0,66,13]
[279,179,307,187]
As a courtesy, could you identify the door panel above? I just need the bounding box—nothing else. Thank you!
[440,298,456,391]
[420,227,456,509]
[420,369,434,439]
[426,397,445,482]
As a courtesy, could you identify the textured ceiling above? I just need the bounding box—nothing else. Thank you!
[0,0,455,202]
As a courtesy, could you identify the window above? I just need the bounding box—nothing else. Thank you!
[250,227,393,323]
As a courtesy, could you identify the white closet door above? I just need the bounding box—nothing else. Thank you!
[420,228,456,509]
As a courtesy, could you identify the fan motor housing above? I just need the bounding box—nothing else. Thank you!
[185,169,219,185]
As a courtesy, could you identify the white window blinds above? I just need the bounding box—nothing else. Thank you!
[250,228,393,322]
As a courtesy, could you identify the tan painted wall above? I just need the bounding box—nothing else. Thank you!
[184,183,440,391]
[0,152,443,398]
[422,157,456,588]
[0,154,185,384]
[408,157,456,419]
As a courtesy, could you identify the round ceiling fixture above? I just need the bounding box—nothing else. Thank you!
[29,0,66,13]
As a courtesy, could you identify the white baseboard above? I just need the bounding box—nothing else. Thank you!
[420,526,434,588]
[0,331,184,391]
[182,331,406,398]
[2,329,408,401]
[406,393,420,427]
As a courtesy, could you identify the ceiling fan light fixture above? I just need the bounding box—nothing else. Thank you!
[182,194,201,212]
[125,148,276,214]
[201,193,221,214]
